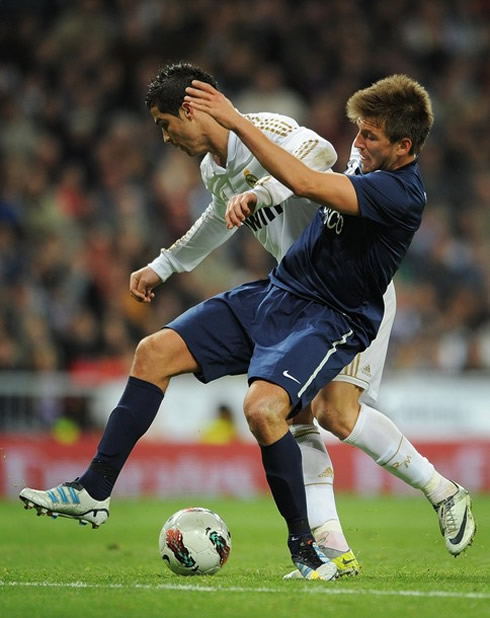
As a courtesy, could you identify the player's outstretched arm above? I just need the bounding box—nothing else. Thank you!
[185,81,359,216]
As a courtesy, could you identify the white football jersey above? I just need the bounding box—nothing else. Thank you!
[148,112,337,280]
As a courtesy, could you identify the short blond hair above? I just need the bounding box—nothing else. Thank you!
[346,74,434,155]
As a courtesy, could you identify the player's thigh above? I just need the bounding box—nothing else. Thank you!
[312,380,363,437]
[289,402,314,426]
[131,328,199,383]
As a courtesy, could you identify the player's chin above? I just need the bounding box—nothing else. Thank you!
[183,145,205,157]
[360,160,373,173]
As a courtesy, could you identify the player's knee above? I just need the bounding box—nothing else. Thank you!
[132,333,167,378]
[243,383,289,443]
[243,397,272,435]
[132,330,190,386]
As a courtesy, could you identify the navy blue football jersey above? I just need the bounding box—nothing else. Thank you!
[269,160,426,345]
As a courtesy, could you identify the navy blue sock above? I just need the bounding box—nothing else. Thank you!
[79,376,164,500]
[260,431,311,538]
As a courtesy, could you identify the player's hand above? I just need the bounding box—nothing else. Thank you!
[225,192,257,229]
[129,266,162,303]
[184,81,241,130]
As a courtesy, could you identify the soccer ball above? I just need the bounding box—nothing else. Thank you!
[159,507,232,576]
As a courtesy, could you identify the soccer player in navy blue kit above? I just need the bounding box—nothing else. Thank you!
[20,74,476,579]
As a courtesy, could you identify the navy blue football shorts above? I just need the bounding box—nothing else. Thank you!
[166,279,365,415]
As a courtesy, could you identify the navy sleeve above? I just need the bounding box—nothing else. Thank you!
[349,169,425,231]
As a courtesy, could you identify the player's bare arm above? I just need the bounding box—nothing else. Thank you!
[129,265,161,303]
[185,81,359,216]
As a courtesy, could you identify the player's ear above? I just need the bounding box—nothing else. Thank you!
[398,137,412,156]
[181,101,194,119]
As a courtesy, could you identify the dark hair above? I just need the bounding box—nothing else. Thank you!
[145,61,218,117]
[346,74,434,155]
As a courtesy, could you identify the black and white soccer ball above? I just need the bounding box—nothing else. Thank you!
[159,507,232,576]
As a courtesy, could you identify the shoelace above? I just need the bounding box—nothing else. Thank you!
[439,498,457,534]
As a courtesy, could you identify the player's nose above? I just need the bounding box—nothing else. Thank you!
[353,132,365,150]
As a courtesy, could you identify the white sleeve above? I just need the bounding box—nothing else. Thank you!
[148,199,237,283]
[249,126,337,209]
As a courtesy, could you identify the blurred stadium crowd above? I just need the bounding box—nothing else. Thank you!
[0,0,489,379]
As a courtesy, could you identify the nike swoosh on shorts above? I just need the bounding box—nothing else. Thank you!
[282,370,301,384]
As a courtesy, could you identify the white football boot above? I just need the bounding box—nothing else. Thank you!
[19,481,110,529]
[434,482,476,556]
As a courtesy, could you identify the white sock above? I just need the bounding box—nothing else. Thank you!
[312,519,349,554]
[421,473,458,505]
[290,423,349,551]
[344,403,443,492]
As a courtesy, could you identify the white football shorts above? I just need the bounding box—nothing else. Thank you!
[333,281,396,405]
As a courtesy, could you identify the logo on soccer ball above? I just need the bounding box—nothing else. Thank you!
[208,529,231,566]
[165,528,198,570]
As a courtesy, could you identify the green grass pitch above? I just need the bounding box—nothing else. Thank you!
[1,494,488,617]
